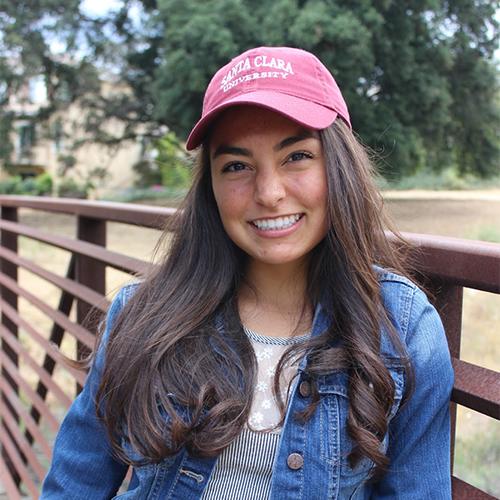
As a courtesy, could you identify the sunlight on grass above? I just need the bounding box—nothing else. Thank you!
[455,409,500,496]
[461,290,500,373]
[382,168,500,191]
[465,224,500,243]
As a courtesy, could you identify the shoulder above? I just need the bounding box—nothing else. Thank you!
[374,268,447,359]
[100,281,141,343]
[92,281,141,373]
[107,281,141,318]
[114,280,141,305]
[375,267,430,326]
[375,268,453,397]
[376,267,421,300]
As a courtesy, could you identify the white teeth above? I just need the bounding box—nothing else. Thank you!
[252,214,302,231]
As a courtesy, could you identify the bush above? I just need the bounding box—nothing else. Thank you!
[20,177,37,194]
[100,185,188,204]
[0,173,54,196]
[0,176,23,194]
[134,132,191,189]
[57,178,89,199]
[133,159,162,188]
[383,167,500,191]
[34,173,53,195]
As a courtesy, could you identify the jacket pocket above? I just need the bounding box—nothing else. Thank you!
[316,365,405,477]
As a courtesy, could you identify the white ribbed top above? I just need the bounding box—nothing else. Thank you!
[201,329,308,500]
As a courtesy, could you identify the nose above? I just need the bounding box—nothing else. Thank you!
[254,169,286,207]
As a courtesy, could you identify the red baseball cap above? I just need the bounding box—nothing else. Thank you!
[186,46,351,150]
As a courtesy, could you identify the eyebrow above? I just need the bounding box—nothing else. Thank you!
[212,145,253,160]
[274,132,320,152]
[212,131,320,160]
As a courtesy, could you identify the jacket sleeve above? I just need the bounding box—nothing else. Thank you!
[39,286,132,499]
[371,287,454,499]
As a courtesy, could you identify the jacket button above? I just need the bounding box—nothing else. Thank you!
[287,453,304,470]
[299,381,311,397]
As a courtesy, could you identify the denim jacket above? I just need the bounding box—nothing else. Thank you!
[40,270,454,499]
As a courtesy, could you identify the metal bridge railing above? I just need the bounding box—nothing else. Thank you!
[0,195,499,499]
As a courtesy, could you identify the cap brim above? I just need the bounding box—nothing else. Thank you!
[185,91,338,150]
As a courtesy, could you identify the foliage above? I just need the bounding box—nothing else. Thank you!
[133,131,191,188]
[2,0,499,180]
[383,167,474,190]
[132,159,162,188]
[57,155,78,176]
[0,172,97,198]
[55,166,110,198]
[34,172,54,195]
[0,0,163,180]
[56,177,90,198]
[100,185,188,203]
[382,167,500,191]
[154,132,191,188]
[151,0,500,178]
[0,110,15,173]
[0,176,24,194]
[0,173,53,195]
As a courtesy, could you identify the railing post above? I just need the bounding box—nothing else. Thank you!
[75,215,106,392]
[426,278,464,475]
[0,205,20,484]
[431,282,463,359]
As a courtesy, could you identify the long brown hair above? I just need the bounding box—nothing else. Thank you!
[94,118,412,478]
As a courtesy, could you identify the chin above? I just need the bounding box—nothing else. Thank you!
[248,253,309,268]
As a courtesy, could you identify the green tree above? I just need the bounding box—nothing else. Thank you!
[1,0,99,173]
[2,0,499,179]
[133,131,191,188]
[152,0,499,178]
[0,0,166,174]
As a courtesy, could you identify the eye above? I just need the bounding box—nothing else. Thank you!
[287,151,313,162]
[221,162,249,173]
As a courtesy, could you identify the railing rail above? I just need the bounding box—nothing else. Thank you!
[0,195,499,499]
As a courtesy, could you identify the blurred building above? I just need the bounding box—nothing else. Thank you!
[1,74,147,198]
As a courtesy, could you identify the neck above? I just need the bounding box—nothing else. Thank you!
[238,259,312,337]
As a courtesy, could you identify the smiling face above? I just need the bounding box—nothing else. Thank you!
[210,105,328,272]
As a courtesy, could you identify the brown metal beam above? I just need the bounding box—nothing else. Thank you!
[0,354,60,434]
[0,246,109,313]
[404,233,500,293]
[0,272,95,349]
[0,218,149,275]
[0,325,73,410]
[0,297,87,387]
[452,476,497,500]
[0,384,52,461]
[0,195,175,229]
[451,358,500,420]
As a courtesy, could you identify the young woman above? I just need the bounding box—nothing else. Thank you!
[41,47,454,499]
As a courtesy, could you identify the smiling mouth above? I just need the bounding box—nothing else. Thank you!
[251,214,303,230]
